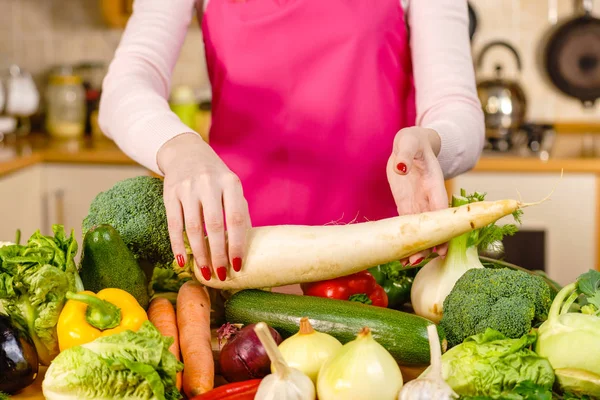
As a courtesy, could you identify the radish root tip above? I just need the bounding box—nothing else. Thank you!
[518,168,563,208]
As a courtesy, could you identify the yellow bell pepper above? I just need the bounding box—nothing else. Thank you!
[57,288,148,352]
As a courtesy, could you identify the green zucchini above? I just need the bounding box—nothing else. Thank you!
[224,289,443,366]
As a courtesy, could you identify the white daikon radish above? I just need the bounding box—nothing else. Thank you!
[195,197,545,290]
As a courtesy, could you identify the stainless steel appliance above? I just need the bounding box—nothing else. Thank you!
[476,41,527,152]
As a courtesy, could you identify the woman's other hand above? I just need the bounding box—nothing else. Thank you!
[157,133,251,282]
[387,127,449,265]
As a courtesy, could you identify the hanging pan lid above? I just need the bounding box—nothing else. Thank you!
[544,0,600,108]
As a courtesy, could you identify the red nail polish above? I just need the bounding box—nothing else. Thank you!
[200,266,211,281]
[397,162,407,174]
[176,254,185,267]
[433,246,438,253]
[232,257,242,272]
[217,267,227,281]
[412,257,424,266]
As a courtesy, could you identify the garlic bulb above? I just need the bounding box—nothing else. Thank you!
[254,322,316,400]
[275,317,342,384]
[398,325,458,400]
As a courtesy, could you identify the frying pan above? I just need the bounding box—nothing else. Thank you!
[543,0,600,108]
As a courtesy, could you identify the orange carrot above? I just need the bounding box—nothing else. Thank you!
[177,281,214,398]
[147,297,182,391]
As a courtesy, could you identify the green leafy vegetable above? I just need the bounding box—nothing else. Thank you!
[42,320,183,400]
[460,380,553,399]
[148,267,191,304]
[424,328,555,398]
[0,391,8,400]
[535,270,600,399]
[576,270,600,316]
[0,225,83,365]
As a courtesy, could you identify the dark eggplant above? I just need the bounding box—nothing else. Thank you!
[0,315,38,394]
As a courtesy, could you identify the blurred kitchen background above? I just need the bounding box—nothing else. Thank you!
[0,0,600,285]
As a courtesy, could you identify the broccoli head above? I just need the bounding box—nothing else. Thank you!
[439,268,554,348]
[82,176,173,272]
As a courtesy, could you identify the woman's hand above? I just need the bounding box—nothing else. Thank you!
[387,127,449,265]
[157,133,251,282]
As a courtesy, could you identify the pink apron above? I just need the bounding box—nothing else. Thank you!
[201,0,416,227]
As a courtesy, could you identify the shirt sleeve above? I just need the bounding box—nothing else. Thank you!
[406,0,485,179]
[98,0,199,176]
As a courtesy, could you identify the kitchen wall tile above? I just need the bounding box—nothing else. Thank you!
[0,0,15,35]
[18,0,53,33]
[1,0,599,121]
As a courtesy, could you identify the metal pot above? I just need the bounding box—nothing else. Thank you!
[476,41,527,144]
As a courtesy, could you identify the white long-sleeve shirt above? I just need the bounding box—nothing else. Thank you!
[99,0,485,179]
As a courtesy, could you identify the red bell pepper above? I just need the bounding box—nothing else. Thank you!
[301,270,388,307]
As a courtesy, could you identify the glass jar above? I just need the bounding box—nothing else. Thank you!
[45,66,86,139]
[75,62,106,137]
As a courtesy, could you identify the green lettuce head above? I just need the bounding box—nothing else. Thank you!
[424,328,555,398]
[42,320,183,400]
[0,225,83,365]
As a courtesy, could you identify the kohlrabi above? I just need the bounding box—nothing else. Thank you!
[410,189,522,323]
[535,269,600,398]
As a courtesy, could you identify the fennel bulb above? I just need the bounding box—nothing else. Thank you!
[410,190,522,323]
[535,270,600,398]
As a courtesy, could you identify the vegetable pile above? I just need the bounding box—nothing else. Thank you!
[5,175,600,400]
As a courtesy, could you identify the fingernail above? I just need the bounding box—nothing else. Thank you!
[412,257,424,266]
[176,254,185,267]
[396,162,407,174]
[232,257,242,272]
[200,266,211,281]
[217,266,227,281]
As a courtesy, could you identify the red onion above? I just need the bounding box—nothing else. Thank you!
[218,322,283,382]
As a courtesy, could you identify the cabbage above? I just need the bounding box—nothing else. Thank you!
[42,321,183,400]
[535,270,600,398]
[426,328,555,397]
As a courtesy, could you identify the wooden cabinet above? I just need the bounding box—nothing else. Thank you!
[450,171,597,286]
[0,163,149,259]
[0,166,44,241]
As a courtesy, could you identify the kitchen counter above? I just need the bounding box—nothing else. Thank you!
[0,133,137,177]
[3,133,600,177]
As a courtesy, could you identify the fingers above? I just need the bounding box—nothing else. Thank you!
[180,194,212,282]
[392,129,421,175]
[223,175,250,273]
[201,189,229,282]
[408,249,431,266]
[164,189,188,268]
